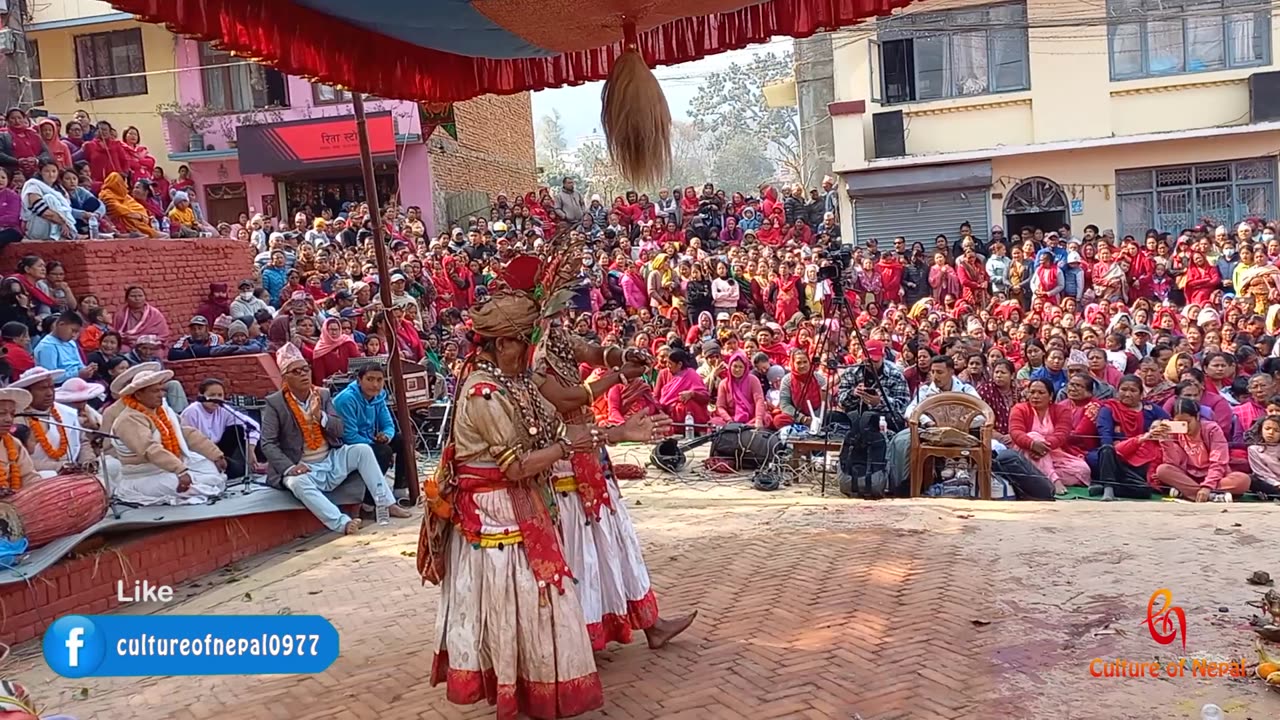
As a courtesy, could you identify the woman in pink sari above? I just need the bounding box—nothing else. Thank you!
[112,285,168,351]
[1009,378,1092,494]
[658,348,711,433]
[714,351,767,428]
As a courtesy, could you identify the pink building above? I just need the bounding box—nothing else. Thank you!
[160,39,435,234]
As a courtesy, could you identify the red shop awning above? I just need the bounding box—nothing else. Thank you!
[236,112,397,176]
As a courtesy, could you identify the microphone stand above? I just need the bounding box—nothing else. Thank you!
[196,399,261,495]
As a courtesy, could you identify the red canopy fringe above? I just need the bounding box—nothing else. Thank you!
[107,0,911,103]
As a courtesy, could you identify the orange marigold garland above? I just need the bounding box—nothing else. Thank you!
[29,406,68,460]
[123,397,182,457]
[2,434,22,491]
[285,391,326,451]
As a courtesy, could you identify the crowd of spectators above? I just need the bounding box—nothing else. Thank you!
[1,148,1279,506]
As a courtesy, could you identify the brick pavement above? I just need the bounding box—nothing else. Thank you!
[14,510,1000,720]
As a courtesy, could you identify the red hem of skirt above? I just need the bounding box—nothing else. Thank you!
[586,612,636,651]
[431,651,604,720]
[627,589,660,631]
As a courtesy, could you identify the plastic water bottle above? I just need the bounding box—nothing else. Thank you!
[88,215,99,239]
[49,222,60,241]
[879,416,888,435]
[684,412,694,440]
[160,217,170,236]
[1200,704,1224,720]
[375,503,390,526]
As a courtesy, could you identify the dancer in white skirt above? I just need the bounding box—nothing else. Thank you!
[419,280,669,719]
[535,320,697,650]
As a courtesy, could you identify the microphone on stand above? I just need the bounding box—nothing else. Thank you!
[16,411,121,439]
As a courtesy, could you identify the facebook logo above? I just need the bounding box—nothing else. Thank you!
[42,616,105,678]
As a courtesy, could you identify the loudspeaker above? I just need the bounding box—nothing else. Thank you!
[1249,71,1280,123]
[871,110,906,159]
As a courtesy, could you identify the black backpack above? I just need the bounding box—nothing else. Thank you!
[838,412,889,499]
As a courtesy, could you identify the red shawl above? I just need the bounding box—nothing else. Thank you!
[1035,263,1058,294]
[8,274,56,308]
[787,357,824,416]
[756,226,782,246]
[679,187,700,217]
[1182,254,1220,305]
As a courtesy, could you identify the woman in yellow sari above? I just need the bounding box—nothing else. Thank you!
[99,172,162,237]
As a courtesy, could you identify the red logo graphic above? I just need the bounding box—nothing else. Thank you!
[1145,588,1186,652]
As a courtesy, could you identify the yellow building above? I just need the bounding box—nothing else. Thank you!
[26,0,178,171]
[832,0,1280,245]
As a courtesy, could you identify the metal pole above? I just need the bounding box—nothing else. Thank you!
[352,92,420,504]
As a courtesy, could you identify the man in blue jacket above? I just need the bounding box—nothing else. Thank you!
[333,364,407,500]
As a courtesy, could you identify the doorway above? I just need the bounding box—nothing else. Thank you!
[1003,177,1068,238]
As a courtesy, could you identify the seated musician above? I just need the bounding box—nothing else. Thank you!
[11,367,94,477]
[105,368,228,506]
[0,387,44,493]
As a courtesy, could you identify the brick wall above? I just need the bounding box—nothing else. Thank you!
[168,354,283,399]
[0,239,256,340]
[429,92,537,200]
[0,509,326,645]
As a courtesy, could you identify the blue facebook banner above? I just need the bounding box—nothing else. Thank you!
[42,615,340,678]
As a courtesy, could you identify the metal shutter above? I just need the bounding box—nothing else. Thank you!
[852,189,989,248]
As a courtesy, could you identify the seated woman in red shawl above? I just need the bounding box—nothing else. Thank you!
[1180,251,1221,306]
[589,366,661,426]
[305,317,362,385]
[1092,374,1171,497]
[774,348,824,428]
[714,351,767,428]
[658,348,711,434]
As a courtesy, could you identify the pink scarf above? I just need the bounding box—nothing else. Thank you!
[113,302,168,343]
[658,367,707,406]
[724,351,756,423]
[313,317,358,359]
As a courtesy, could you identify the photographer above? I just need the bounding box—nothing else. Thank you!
[837,339,909,431]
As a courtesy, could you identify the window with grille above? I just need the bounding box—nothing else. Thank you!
[1115,158,1276,238]
[198,43,289,112]
[1107,0,1270,80]
[872,2,1030,105]
[74,29,147,100]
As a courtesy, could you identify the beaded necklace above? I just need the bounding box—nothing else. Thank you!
[474,358,558,451]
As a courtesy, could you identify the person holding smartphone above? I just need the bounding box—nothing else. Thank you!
[1145,398,1251,502]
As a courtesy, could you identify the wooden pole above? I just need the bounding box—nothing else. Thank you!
[352,92,420,504]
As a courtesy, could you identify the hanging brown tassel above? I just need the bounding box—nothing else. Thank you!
[600,22,671,188]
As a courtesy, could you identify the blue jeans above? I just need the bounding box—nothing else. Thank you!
[282,444,394,531]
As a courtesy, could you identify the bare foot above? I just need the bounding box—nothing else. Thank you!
[343,518,363,535]
[388,504,413,519]
[644,611,697,649]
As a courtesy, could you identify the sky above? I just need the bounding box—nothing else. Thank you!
[531,39,793,149]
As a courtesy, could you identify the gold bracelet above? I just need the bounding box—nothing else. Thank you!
[583,381,595,403]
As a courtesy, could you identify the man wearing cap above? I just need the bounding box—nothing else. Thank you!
[1128,324,1155,359]
[0,387,42,493]
[838,338,910,432]
[167,316,223,360]
[261,344,408,535]
[107,367,226,506]
[231,279,271,318]
[12,367,93,477]
[125,336,189,411]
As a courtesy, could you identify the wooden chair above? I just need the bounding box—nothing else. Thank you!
[907,393,995,499]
